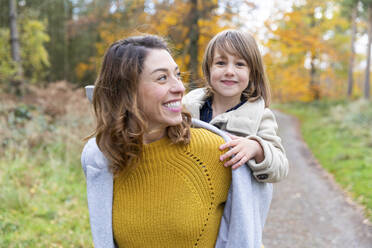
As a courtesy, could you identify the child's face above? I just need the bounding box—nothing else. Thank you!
[210,49,250,102]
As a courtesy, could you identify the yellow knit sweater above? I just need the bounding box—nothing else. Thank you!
[112,128,232,248]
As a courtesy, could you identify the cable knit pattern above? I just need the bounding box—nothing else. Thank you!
[112,128,232,248]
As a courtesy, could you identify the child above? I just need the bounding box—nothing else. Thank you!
[183,29,288,183]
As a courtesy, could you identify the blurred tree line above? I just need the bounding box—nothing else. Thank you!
[264,0,372,101]
[0,0,246,89]
[0,0,371,101]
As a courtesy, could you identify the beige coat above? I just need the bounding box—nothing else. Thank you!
[182,88,289,183]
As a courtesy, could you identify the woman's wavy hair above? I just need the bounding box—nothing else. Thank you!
[202,29,271,106]
[89,35,191,173]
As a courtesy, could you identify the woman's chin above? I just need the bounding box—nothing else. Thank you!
[166,115,183,127]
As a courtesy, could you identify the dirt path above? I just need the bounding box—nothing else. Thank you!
[262,111,372,248]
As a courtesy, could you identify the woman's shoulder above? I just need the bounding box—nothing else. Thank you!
[81,138,109,171]
[187,128,230,179]
[188,128,225,151]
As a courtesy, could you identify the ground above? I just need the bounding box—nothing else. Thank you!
[262,111,372,248]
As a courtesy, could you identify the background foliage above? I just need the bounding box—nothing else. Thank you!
[1,0,372,246]
[0,0,371,100]
[0,82,93,247]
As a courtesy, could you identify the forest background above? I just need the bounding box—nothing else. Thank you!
[0,0,371,247]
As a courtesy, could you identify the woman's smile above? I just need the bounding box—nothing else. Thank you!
[163,100,182,112]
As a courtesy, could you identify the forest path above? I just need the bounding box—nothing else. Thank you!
[262,111,372,248]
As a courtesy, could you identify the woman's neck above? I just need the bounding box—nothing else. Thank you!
[143,128,166,144]
[212,94,241,118]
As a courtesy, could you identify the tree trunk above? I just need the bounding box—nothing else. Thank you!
[364,4,372,100]
[9,0,23,79]
[63,0,69,80]
[310,53,320,100]
[347,4,357,98]
[187,0,200,90]
[309,10,320,100]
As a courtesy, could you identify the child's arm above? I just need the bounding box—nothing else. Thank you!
[219,108,289,183]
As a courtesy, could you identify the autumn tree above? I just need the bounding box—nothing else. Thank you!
[20,19,50,83]
[361,0,372,99]
[186,0,200,89]
[0,0,50,87]
[148,0,245,88]
[9,0,22,80]
[9,0,105,84]
[264,0,350,101]
[74,0,149,84]
[0,0,254,87]
[78,0,244,89]
[145,0,219,87]
[341,0,359,98]
[19,0,75,82]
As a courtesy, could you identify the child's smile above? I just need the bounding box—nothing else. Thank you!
[221,80,238,86]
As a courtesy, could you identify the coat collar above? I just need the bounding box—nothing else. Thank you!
[183,88,265,135]
[182,88,207,120]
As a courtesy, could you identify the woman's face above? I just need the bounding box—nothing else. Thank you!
[138,49,185,136]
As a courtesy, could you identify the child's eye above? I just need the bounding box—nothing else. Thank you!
[236,62,246,67]
[215,61,225,65]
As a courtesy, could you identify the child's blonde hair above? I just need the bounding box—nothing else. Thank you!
[202,29,271,107]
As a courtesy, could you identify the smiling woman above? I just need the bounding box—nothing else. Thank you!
[81,35,235,248]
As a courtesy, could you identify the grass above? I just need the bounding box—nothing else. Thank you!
[276,99,372,221]
[0,82,93,247]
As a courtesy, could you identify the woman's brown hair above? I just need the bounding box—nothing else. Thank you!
[90,35,191,173]
[202,29,271,106]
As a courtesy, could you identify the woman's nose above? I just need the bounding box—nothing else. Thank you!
[171,78,185,94]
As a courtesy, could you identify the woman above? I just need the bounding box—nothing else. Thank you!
[82,35,271,247]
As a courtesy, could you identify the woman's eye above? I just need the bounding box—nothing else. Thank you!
[176,72,181,79]
[157,75,167,81]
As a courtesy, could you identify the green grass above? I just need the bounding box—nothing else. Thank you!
[0,150,91,247]
[276,99,372,221]
[0,90,93,247]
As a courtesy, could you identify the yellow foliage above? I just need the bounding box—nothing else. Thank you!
[75,63,92,80]
[82,0,238,90]
[265,0,351,102]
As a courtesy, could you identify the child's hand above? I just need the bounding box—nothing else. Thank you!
[219,134,264,169]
